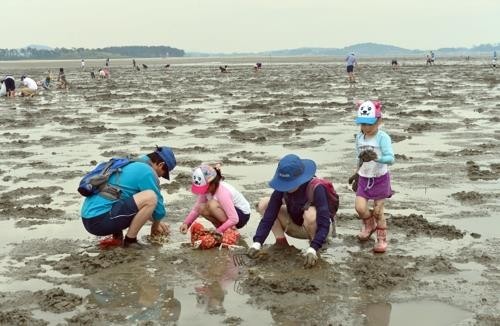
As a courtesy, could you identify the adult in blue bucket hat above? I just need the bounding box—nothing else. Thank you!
[80,146,176,248]
[248,154,337,268]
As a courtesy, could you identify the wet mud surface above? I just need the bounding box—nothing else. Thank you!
[0,57,499,325]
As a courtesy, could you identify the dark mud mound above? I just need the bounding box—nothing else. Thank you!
[435,148,484,157]
[283,137,327,148]
[391,133,412,143]
[405,122,433,133]
[473,314,500,326]
[163,171,192,194]
[397,109,441,118]
[228,129,266,142]
[243,269,318,295]
[34,288,82,313]
[54,249,141,275]
[390,214,464,239]
[415,255,458,273]
[0,309,48,326]
[0,150,34,159]
[142,115,181,128]
[0,205,66,226]
[451,191,487,204]
[466,161,500,181]
[221,150,273,165]
[348,252,415,290]
[65,310,126,326]
[10,239,85,260]
[277,118,317,132]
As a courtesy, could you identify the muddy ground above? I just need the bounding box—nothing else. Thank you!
[0,57,499,325]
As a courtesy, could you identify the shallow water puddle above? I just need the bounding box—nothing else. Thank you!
[364,300,472,326]
[445,215,500,238]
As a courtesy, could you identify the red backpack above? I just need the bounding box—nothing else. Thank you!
[304,177,339,221]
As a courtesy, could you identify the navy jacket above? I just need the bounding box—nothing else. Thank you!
[253,181,331,251]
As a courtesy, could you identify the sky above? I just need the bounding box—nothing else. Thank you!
[3,0,499,53]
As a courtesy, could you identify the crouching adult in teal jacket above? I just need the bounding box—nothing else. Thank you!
[80,146,176,248]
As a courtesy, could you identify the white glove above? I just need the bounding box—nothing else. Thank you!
[247,242,262,258]
[304,247,318,268]
[251,242,262,250]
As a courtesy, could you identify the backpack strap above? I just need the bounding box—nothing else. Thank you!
[304,178,319,212]
[305,178,338,222]
[98,157,142,200]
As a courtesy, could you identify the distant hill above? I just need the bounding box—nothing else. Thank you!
[0,45,184,61]
[25,44,54,50]
[186,42,499,57]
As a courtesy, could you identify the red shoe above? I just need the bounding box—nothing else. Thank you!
[274,237,290,248]
[99,236,123,248]
[358,217,377,241]
[373,227,388,253]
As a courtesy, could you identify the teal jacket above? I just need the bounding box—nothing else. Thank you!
[80,156,166,220]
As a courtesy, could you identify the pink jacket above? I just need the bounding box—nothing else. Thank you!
[183,183,239,233]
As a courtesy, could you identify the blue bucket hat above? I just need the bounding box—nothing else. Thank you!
[155,145,176,179]
[269,154,316,192]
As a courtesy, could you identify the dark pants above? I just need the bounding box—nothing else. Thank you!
[82,197,139,236]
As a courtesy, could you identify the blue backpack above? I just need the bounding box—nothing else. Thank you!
[77,157,135,200]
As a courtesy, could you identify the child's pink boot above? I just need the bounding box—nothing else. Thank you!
[373,227,388,253]
[357,216,377,241]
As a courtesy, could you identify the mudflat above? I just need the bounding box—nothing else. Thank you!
[0,57,498,325]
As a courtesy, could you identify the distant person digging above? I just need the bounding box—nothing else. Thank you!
[3,75,16,97]
[99,67,110,78]
[142,64,148,69]
[219,65,228,73]
[57,68,69,89]
[254,62,262,72]
[19,75,38,97]
[37,71,52,90]
[391,59,399,70]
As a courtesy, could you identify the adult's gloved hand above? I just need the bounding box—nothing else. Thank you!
[348,173,359,192]
[359,150,378,162]
[304,247,318,268]
[247,242,262,258]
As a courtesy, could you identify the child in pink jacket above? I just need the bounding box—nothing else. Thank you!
[179,164,251,235]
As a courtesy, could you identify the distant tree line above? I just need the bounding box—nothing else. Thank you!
[0,46,184,60]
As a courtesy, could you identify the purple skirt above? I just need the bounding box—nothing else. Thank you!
[356,173,393,200]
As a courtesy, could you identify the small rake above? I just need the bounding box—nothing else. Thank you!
[229,247,248,267]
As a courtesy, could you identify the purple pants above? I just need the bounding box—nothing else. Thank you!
[356,173,393,200]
